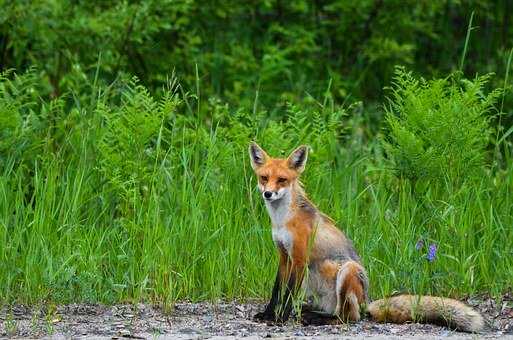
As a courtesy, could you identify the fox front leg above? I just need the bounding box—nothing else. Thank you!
[254,252,304,324]
[253,268,281,322]
[273,268,300,323]
[253,268,299,324]
[254,252,296,323]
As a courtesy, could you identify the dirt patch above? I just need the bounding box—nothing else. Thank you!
[1,295,512,339]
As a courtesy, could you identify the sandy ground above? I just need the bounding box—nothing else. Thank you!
[0,295,512,339]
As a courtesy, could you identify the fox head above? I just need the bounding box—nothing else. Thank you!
[248,142,308,202]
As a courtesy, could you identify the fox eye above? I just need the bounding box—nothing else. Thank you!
[260,175,268,182]
[277,177,287,183]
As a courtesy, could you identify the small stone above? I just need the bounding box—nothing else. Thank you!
[119,329,130,336]
[179,327,200,334]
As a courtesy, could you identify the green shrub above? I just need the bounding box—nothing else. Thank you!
[2,1,512,109]
[97,78,180,212]
[384,68,502,190]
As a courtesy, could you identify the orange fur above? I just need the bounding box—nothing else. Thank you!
[319,260,339,280]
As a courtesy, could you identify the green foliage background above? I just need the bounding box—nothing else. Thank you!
[2,1,512,104]
[0,0,512,304]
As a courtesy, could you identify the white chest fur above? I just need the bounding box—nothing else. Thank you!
[272,226,293,255]
[265,192,293,256]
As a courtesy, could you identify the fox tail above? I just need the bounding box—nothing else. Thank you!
[367,294,484,333]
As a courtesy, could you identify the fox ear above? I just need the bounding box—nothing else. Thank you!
[249,142,268,170]
[287,145,309,173]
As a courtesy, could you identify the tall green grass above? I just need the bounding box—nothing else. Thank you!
[0,69,512,306]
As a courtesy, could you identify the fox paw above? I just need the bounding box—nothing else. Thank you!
[253,311,275,322]
[301,311,335,326]
[254,312,289,325]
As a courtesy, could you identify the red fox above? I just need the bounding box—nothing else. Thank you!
[249,142,484,333]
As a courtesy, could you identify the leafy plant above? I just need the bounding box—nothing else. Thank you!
[97,77,179,212]
[384,68,502,190]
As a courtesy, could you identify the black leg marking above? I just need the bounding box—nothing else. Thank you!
[254,267,298,324]
[275,270,298,323]
[254,267,281,322]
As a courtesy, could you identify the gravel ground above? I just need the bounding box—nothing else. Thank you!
[0,294,511,339]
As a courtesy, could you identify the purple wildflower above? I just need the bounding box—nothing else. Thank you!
[415,239,424,250]
[427,243,437,262]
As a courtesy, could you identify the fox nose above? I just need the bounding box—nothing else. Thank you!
[263,191,273,199]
